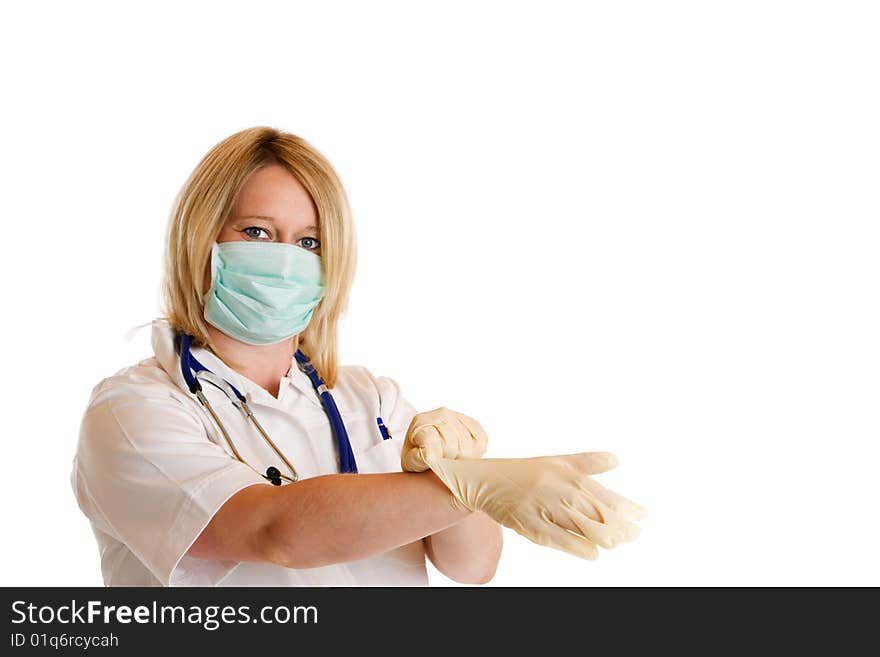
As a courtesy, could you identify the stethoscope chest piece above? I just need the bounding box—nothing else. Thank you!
[265,466,283,486]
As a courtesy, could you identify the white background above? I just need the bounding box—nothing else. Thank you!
[1,1,877,586]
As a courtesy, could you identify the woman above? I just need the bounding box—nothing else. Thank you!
[71,126,643,587]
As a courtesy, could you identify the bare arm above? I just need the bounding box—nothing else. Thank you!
[187,470,472,569]
[424,512,503,584]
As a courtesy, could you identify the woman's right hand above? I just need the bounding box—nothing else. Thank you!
[425,452,647,560]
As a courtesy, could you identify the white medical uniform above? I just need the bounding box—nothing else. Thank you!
[70,319,429,587]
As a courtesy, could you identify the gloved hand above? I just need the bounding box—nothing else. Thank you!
[425,452,646,560]
[401,407,488,473]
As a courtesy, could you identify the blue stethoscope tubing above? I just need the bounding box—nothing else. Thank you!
[292,349,357,474]
[175,332,358,484]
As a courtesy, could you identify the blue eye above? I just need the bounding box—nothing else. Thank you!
[299,237,320,251]
[243,226,271,240]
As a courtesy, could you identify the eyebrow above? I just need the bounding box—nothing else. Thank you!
[240,214,277,222]
[239,215,319,231]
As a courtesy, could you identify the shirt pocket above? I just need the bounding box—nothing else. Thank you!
[353,436,404,474]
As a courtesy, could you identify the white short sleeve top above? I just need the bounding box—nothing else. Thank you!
[70,319,427,587]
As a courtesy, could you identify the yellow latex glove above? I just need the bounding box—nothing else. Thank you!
[401,407,488,473]
[425,452,646,560]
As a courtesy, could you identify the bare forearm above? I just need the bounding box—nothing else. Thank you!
[263,470,469,569]
[425,512,503,584]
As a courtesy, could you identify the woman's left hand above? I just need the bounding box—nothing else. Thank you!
[401,407,489,472]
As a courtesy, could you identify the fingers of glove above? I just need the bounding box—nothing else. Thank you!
[563,486,608,524]
[508,512,599,561]
[591,510,641,544]
[568,490,641,544]
[406,410,447,450]
[409,426,445,462]
[417,408,486,460]
[400,445,431,472]
[452,412,489,458]
[411,418,482,460]
[561,452,619,476]
[563,502,635,549]
[439,420,471,460]
[411,422,457,455]
[619,521,642,543]
[577,477,648,522]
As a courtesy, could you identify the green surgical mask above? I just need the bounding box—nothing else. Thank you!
[203,241,324,345]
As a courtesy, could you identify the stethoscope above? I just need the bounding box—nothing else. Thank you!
[175,332,359,485]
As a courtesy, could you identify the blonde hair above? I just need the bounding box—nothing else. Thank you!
[160,126,357,388]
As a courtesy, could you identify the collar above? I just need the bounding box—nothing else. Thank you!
[150,318,322,408]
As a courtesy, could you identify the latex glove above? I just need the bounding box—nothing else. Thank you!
[401,407,488,473]
[426,452,646,560]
